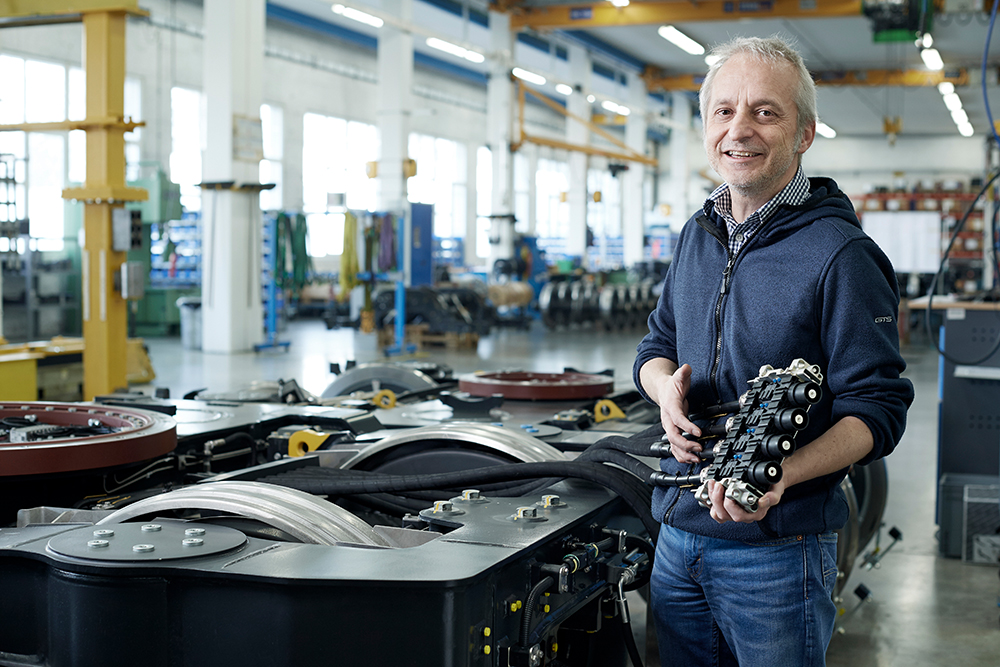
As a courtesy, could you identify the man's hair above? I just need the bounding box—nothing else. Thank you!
[698,36,817,143]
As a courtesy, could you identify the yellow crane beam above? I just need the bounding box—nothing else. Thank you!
[643,67,969,92]
[497,0,864,31]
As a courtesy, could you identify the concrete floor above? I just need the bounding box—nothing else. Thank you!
[137,319,1000,666]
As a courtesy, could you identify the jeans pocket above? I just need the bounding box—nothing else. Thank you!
[817,532,839,594]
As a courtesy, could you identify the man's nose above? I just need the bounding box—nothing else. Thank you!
[727,109,754,140]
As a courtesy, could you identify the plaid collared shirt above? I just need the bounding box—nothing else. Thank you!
[706,166,811,256]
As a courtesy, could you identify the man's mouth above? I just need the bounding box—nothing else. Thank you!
[725,150,761,158]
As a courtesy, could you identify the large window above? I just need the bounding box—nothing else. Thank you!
[407,133,466,238]
[475,145,491,259]
[170,87,203,212]
[259,103,283,211]
[302,112,378,257]
[68,68,142,185]
[535,158,570,240]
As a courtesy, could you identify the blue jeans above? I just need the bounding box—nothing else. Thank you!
[650,524,839,667]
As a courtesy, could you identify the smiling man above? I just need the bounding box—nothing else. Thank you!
[633,37,913,667]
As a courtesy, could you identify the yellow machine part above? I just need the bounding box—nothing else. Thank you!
[593,399,625,423]
[288,429,333,458]
[373,389,397,409]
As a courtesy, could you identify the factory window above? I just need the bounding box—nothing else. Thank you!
[407,133,466,238]
[535,158,569,240]
[67,69,142,185]
[259,103,283,211]
[170,87,204,213]
[475,145,491,259]
[587,166,623,268]
[302,112,379,257]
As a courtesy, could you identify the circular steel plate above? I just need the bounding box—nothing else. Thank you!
[0,402,176,477]
[48,520,246,562]
[458,371,613,400]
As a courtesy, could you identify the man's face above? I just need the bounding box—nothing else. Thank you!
[703,54,815,202]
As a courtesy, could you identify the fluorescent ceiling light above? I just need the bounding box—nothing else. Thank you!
[705,54,722,67]
[610,0,630,6]
[331,4,383,28]
[657,25,705,56]
[951,108,969,125]
[426,37,484,64]
[512,67,546,86]
[618,106,630,116]
[587,94,596,103]
[601,100,620,113]
[958,122,974,137]
[555,83,573,96]
[815,121,837,139]
[943,93,963,112]
[920,48,944,71]
[937,82,955,96]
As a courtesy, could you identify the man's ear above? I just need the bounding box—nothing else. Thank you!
[798,120,816,154]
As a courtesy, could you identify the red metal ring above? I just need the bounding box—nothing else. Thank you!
[458,371,613,400]
[0,402,177,476]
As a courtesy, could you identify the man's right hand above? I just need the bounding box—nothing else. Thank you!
[640,360,703,464]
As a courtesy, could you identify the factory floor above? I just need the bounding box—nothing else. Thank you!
[138,319,1000,667]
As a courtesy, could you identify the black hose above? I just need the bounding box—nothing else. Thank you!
[623,535,655,592]
[261,460,661,541]
[520,576,555,646]
[621,613,645,667]
[577,448,659,484]
[222,432,259,468]
[688,400,739,422]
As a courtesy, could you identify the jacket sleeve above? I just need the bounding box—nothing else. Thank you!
[633,241,681,404]
[818,237,914,464]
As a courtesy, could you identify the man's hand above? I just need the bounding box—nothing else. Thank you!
[653,363,703,464]
[706,478,787,524]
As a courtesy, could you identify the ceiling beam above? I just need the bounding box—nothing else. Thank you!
[497,0,863,31]
[643,67,969,92]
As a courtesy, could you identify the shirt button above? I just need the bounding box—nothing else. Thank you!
[734,233,744,243]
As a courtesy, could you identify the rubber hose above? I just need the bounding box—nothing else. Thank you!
[222,432,259,468]
[262,460,661,542]
[520,576,554,646]
[578,448,659,483]
[623,534,656,592]
[621,614,645,667]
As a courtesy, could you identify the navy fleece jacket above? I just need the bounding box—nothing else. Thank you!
[633,177,914,542]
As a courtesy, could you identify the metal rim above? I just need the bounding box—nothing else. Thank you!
[458,371,613,400]
[340,422,565,470]
[320,363,439,399]
[0,402,176,477]
[97,481,389,547]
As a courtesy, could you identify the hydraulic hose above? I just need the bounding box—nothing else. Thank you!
[520,576,554,646]
[577,447,660,484]
[262,460,661,540]
[620,612,645,667]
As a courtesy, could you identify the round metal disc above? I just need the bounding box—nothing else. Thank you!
[458,371,613,400]
[48,520,247,562]
[320,363,439,399]
[0,402,176,477]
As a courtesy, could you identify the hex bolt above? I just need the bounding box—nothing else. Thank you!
[140,524,162,532]
[461,490,481,501]
[88,539,110,549]
[433,501,454,513]
[540,495,564,508]
[93,529,115,538]
[514,507,538,520]
[132,544,155,553]
[182,538,204,547]
[185,527,207,537]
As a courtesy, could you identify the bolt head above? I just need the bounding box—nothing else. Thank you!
[184,527,207,537]
[88,539,110,549]
[140,524,162,532]
[132,544,155,553]
[182,538,204,547]
[93,529,115,538]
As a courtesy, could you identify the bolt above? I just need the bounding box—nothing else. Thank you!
[433,501,454,513]
[141,524,162,532]
[185,527,207,537]
[88,418,101,427]
[88,539,110,549]
[461,490,481,501]
[514,507,537,520]
[132,544,155,553]
[93,529,115,538]
[182,538,204,547]
[541,495,562,508]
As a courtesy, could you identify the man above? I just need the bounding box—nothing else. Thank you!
[633,37,913,667]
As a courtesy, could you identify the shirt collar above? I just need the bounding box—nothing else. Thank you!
[705,166,811,226]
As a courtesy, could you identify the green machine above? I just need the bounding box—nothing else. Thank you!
[125,165,198,336]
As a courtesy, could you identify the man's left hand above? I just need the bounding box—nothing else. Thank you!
[706,478,787,524]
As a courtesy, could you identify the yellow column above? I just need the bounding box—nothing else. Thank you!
[81,10,128,399]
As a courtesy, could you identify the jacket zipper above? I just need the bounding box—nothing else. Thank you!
[696,214,765,401]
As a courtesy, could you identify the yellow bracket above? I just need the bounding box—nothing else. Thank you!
[512,78,657,168]
[373,389,397,409]
[644,67,969,93]
[594,399,625,423]
[288,429,331,458]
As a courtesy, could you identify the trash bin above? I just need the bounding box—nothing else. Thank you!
[176,297,202,350]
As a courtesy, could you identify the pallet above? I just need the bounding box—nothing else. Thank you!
[377,323,479,350]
